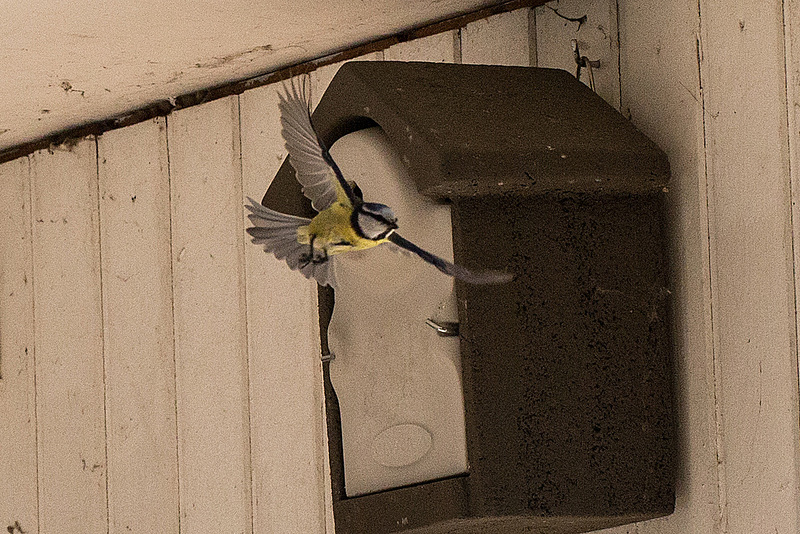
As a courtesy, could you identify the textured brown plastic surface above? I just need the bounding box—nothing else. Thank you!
[265,61,670,211]
[262,61,675,534]
[452,194,674,520]
[312,61,670,198]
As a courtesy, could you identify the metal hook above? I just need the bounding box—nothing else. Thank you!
[571,39,600,92]
[425,319,460,337]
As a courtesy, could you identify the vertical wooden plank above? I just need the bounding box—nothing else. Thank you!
[604,1,721,533]
[461,8,531,66]
[0,157,38,534]
[785,0,800,490]
[239,84,325,534]
[535,0,621,109]
[30,139,108,533]
[167,97,252,533]
[97,119,179,533]
[699,0,800,532]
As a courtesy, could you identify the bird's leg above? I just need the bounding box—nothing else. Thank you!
[311,247,329,265]
[299,235,316,268]
[299,235,329,266]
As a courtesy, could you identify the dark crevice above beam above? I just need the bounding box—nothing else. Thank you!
[0,0,549,166]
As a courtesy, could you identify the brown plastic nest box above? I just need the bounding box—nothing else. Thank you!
[261,61,674,534]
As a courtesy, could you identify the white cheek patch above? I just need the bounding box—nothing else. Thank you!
[357,212,388,240]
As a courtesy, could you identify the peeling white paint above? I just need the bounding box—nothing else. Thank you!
[0,0,502,153]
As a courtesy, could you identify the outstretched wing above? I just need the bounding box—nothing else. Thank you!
[387,232,513,285]
[279,77,357,211]
[245,197,337,288]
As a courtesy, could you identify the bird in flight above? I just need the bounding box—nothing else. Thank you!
[245,76,512,288]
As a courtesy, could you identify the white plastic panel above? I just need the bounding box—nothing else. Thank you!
[327,127,468,497]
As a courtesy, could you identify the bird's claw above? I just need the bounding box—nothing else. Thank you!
[299,251,328,268]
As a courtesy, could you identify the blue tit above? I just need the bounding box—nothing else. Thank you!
[245,77,513,288]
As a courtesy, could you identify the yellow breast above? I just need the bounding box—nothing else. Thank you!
[300,201,384,255]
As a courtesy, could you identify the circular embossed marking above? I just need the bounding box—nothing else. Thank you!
[371,423,432,468]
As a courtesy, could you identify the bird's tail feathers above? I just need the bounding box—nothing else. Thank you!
[245,196,310,226]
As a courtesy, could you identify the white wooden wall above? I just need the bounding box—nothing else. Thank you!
[1,1,799,533]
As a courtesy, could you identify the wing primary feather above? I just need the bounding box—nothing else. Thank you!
[279,76,358,209]
[316,136,356,204]
[387,232,513,285]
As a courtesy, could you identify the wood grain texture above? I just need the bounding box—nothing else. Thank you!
[461,8,531,66]
[0,157,38,534]
[699,1,800,532]
[167,97,253,533]
[239,83,326,534]
[785,1,800,512]
[30,139,108,533]
[535,0,620,109]
[98,118,179,534]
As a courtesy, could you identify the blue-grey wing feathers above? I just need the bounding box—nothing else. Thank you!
[387,232,512,285]
[245,197,337,288]
[278,78,339,211]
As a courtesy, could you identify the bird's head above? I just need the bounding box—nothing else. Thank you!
[355,202,399,240]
